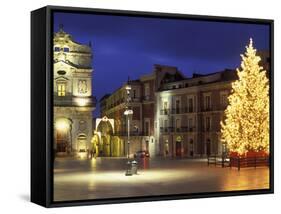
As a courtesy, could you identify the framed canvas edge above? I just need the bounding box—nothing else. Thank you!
[38,5,274,208]
[31,7,48,207]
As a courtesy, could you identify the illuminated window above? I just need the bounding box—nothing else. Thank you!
[57,82,66,96]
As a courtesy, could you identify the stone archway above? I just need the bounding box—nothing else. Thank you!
[95,116,115,157]
[95,116,114,133]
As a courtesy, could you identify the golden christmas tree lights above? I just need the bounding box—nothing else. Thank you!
[221,38,269,155]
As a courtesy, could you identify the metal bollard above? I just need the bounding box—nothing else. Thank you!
[125,160,133,176]
[131,160,138,174]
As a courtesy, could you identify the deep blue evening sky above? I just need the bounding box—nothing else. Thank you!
[53,12,270,117]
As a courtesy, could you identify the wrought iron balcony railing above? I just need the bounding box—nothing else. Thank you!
[160,126,196,133]
[160,109,170,115]
[113,131,145,136]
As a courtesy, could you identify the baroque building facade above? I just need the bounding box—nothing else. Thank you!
[53,27,95,156]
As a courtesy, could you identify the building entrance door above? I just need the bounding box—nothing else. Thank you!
[189,139,194,157]
[55,118,71,154]
[56,131,68,153]
[206,139,211,156]
[176,141,181,157]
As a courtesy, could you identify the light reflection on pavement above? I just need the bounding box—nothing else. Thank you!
[54,157,269,201]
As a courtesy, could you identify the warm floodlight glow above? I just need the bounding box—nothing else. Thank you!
[124,109,133,115]
[55,119,69,131]
[75,97,88,107]
[125,85,131,90]
[54,168,196,184]
[78,152,87,159]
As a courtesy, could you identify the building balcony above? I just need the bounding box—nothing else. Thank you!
[176,127,195,132]
[107,97,142,110]
[173,108,194,114]
[160,126,196,133]
[166,107,195,114]
[131,97,141,102]
[160,127,174,133]
[203,107,212,112]
[205,127,211,132]
[113,131,146,136]
[189,127,195,132]
[177,126,188,132]
[183,107,194,113]
[160,109,170,115]
[142,95,152,101]
[171,108,181,114]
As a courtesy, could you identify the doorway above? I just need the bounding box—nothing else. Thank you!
[176,141,182,157]
[56,131,67,153]
[206,139,211,156]
[55,118,71,154]
[189,139,194,157]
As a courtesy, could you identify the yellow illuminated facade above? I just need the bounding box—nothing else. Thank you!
[53,26,95,155]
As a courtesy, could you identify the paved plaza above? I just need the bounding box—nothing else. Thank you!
[54,157,269,201]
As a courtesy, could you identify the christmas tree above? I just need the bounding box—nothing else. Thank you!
[221,38,269,155]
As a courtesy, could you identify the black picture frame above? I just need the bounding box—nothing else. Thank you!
[31,5,274,208]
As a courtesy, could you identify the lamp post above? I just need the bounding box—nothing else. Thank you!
[69,123,72,155]
[124,84,133,176]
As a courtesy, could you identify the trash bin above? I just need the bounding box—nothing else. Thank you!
[125,160,133,176]
[131,160,138,174]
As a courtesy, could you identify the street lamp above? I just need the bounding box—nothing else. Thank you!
[124,83,134,176]
[69,123,72,154]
